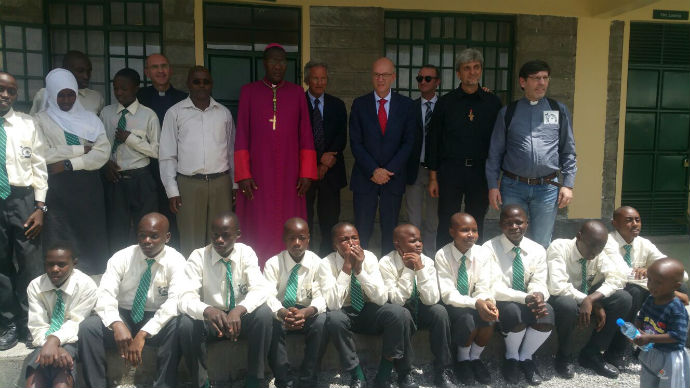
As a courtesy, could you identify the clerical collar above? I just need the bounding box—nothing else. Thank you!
[262,78,285,89]
[529,99,540,105]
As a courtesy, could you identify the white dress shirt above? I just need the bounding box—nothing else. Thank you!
[159,97,236,198]
[434,243,494,308]
[318,250,387,311]
[27,269,97,347]
[100,99,160,171]
[379,250,440,306]
[546,238,627,303]
[374,89,392,117]
[177,243,269,319]
[263,250,326,316]
[95,245,185,336]
[483,234,550,303]
[34,111,110,171]
[30,87,105,116]
[1,108,48,202]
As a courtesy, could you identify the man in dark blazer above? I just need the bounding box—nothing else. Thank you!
[349,57,416,255]
[303,61,348,256]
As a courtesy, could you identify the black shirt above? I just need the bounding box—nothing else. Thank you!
[137,85,188,125]
[426,86,502,171]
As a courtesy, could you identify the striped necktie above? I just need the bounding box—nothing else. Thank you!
[112,108,129,154]
[131,259,155,323]
[224,260,236,310]
[424,101,433,134]
[0,117,11,199]
[457,255,469,295]
[283,263,301,308]
[579,258,589,294]
[623,244,632,267]
[63,131,80,146]
[350,272,365,312]
[46,289,65,336]
[512,246,526,292]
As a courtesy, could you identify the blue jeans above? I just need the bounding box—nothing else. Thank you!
[499,175,558,248]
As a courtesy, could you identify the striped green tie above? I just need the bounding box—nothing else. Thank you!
[0,117,11,199]
[46,289,65,336]
[350,272,365,312]
[456,255,469,295]
[224,260,236,310]
[623,244,632,267]
[512,246,526,292]
[131,259,155,323]
[112,109,129,154]
[63,131,80,146]
[579,258,589,294]
[283,263,301,308]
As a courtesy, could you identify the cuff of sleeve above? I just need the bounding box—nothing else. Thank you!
[70,157,84,171]
[34,189,47,202]
[299,149,318,179]
[71,145,83,156]
[141,320,162,336]
[354,269,373,286]
[415,266,432,281]
[309,298,326,314]
[563,175,575,189]
[234,150,251,182]
[509,291,529,303]
[190,302,211,321]
[266,297,283,313]
[124,134,139,146]
[164,183,180,198]
[101,311,123,329]
[597,284,616,298]
[574,290,587,304]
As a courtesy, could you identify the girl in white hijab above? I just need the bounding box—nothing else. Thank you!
[33,68,110,275]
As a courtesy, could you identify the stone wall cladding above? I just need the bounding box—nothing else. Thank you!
[0,0,42,24]
[162,0,195,92]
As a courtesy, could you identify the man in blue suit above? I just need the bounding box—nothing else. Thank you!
[349,57,416,255]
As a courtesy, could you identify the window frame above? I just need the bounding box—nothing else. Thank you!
[0,23,49,112]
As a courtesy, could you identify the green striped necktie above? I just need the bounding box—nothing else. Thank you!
[512,246,526,292]
[46,289,65,336]
[456,255,469,295]
[131,259,155,323]
[112,108,129,154]
[623,244,632,267]
[579,258,589,294]
[224,260,236,310]
[283,263,301,308]
[0,117,11,199]
[350,272,365,312]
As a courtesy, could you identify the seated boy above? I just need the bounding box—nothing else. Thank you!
[483,205,554,385]
[319,222,416,388]
[435,213,498,385]
[78,213,185,388]
[26,242,97,388]
[178,211,273,388]
[379,224,455,388]
[264,218,327,388]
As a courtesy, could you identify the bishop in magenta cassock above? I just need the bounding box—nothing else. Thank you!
[235,44,318,266]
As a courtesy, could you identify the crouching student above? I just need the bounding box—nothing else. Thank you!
[177,211,273,388]
[379,224,455,388]
[483,205,554,385]
[435,213,498,385]
[319,222,416,388]
[26,242,97,388]
[264,218,327,388]
[78,213,185,388]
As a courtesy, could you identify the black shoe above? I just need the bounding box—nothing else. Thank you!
[372,377,395,388]
[397,371,418,388]
[502,358,520,385]
[453,361,474,385]
[433,368,457,388]
[0,322,18,351]
[554,355,574,379]
[471,359,491,385]
[520,359,543,386]
[604,350,625,370]
[349,377,366,388]
[579,352,619,379]
[275,379,295,388]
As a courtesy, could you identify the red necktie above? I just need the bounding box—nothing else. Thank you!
[378,98,388,135]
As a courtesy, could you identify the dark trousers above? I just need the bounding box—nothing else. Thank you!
[150,159,179,249]
[436,160,489,248]
[305,181,341,257]
[548,289,632,357]
[78,309,179,388]
[178,304,273,388]
[25,342,78,382]
[496,301,555,332]
[104,167,158,254]
[326,303,414,372]
[445,306,491,349]
[353,188,403,255]
[0,186,42,328]
[410,303,453,373]
[269,310,327,386]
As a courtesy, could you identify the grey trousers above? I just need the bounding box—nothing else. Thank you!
[445,306,492,349]
[404,165,438,256]
[411,303,453,373]
[25,342,78,382]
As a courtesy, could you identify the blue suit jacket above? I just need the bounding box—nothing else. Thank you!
[349,91,416,195]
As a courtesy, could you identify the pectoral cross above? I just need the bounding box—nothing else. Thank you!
[468,109,475,122]
[269,114,277,130]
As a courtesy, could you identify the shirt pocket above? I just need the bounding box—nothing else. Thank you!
[152,271,170,305]
[16,136,35,170]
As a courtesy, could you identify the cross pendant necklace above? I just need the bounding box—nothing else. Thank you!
[263,80,283,131]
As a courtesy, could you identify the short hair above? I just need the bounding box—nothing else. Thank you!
[187,65,211,82]
[455,49,484,71]
[46,240,78,260]
[331,221,354,240]
[519,60,551,79]
[62,50,90,68]
[303,61,328,84]
[420,64,440,78]
[114,68,141,86]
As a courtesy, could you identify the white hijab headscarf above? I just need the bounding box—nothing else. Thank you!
[42,68,104,142]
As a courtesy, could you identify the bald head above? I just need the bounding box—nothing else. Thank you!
[450,212,475,229]
[284,217,309,235]
[650,257,686,284]
[576,220,609,260]
[500,204,527,222]
[393,224,419,241]
[139,212,169,233]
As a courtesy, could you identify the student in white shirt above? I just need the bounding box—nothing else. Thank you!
[25,241,97,388]
[100,68,160,254]
[320,222,415,388]
[78,213,185,388]
[546,220,631,380]
[0,71,48,350]
[483,205,553,385]
[264,218,327,388]
[435,213,497,386]
[177,211,272,388]
[379,224,454,388]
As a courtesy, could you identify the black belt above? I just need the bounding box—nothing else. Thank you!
[502,170,562,188]
[120,166,151,179]
[181,170,229,181]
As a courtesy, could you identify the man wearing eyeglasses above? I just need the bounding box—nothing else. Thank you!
[427,49,502,248]
[486,60,577,249]
[405,65,441,256]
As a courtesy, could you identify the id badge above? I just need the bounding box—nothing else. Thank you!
[543,110,559,125]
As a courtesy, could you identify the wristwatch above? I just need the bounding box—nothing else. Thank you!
[35,204,48,213]
[64,160,73,171]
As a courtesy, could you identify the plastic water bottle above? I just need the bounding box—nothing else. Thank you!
[616,318,653,351]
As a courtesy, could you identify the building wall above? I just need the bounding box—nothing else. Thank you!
[163,0,195,92]
[0,0,42,24]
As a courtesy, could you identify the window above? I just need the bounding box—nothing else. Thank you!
[0,24,47,112]
[384,12,514,104]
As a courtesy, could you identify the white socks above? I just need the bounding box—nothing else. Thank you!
[457,346,471,361]
[519,328,552,361]
[470,343,485,360]
[504,329,526,360]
